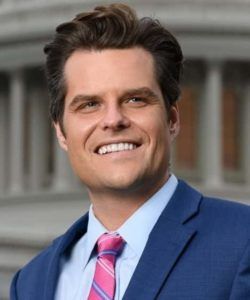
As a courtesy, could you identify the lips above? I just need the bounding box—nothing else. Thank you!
[95,141,141,155]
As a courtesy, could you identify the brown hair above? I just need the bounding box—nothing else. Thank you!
[44,3,183,128]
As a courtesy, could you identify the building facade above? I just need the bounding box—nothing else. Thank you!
[0,0,250,299]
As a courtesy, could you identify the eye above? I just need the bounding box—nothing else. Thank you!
[85,101,97,108]
[128,97,143,103]
[126,97,147,107]
[127,97,147,105]
[77,100,99,111]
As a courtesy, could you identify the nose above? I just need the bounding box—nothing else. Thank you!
[100,102,130,131]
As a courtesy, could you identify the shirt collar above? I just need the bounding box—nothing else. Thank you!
[83,174,178,267]
[117,174,178,257]
[82,207,107,269]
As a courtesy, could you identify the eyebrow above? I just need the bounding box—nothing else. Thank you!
[68,87,159,109]
[69,94,101,109]
[121,87,159,100]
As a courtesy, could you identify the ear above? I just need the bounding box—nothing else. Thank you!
[168,103,180,141]
[54,122,68,151]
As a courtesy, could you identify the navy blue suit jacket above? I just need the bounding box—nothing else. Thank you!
[10,180,250,299]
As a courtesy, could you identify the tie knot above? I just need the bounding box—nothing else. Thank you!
[97,233,124,258]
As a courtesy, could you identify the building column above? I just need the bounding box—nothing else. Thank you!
[0,84,8,194]
[29,86,49,190]
[9,69,26,194]
[52,132,79,191]
[242,84,250,186]
[200,60,223,187]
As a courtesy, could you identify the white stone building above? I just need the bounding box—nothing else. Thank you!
[0,0,250,299]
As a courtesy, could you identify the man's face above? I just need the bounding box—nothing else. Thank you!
[55,48,179,197]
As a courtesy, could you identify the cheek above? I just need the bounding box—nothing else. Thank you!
[64,115,96,148]
[132,107,166,130]
[151,119,171,157]
[147,113,169,142]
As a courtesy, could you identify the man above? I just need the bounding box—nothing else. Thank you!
[10,3,250,300]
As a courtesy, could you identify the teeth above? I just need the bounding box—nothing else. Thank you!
[98,143,137,155]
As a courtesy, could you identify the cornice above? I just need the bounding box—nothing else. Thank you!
[0,0,250,69]
[0,0,250,44]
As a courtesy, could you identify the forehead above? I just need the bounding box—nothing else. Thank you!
[63,47,161,97]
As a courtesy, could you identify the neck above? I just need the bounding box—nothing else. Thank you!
[90,194,146,231]
[87,175,169,231]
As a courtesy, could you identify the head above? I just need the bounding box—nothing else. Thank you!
[44,3,183,201]
[44,3,183,132]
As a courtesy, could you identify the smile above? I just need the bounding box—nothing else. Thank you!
[97,143,138,155]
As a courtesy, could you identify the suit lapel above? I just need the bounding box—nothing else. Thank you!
[43,213,89,300]
[123,180,202,300]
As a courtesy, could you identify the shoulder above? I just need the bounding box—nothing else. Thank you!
[14,233,64,282]
[201,194,250,224]
[10,235,63,300]
[18,235,63,276]
[10,214,88,299]
[195,190,250,242]
[178,179,250,222]
[176,179,250,236]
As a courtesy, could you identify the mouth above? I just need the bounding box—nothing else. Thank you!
[95,142,141,155]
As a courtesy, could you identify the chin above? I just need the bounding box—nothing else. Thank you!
[88,171,136,190]
[105,178,140,191]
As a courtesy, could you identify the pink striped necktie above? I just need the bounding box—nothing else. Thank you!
[87,232,125,300]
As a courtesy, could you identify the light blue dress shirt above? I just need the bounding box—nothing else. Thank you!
[55,175,178,300]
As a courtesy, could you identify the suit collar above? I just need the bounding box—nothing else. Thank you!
[123,180,202,300]
[162,179,202,224]
[44,213,89,300]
